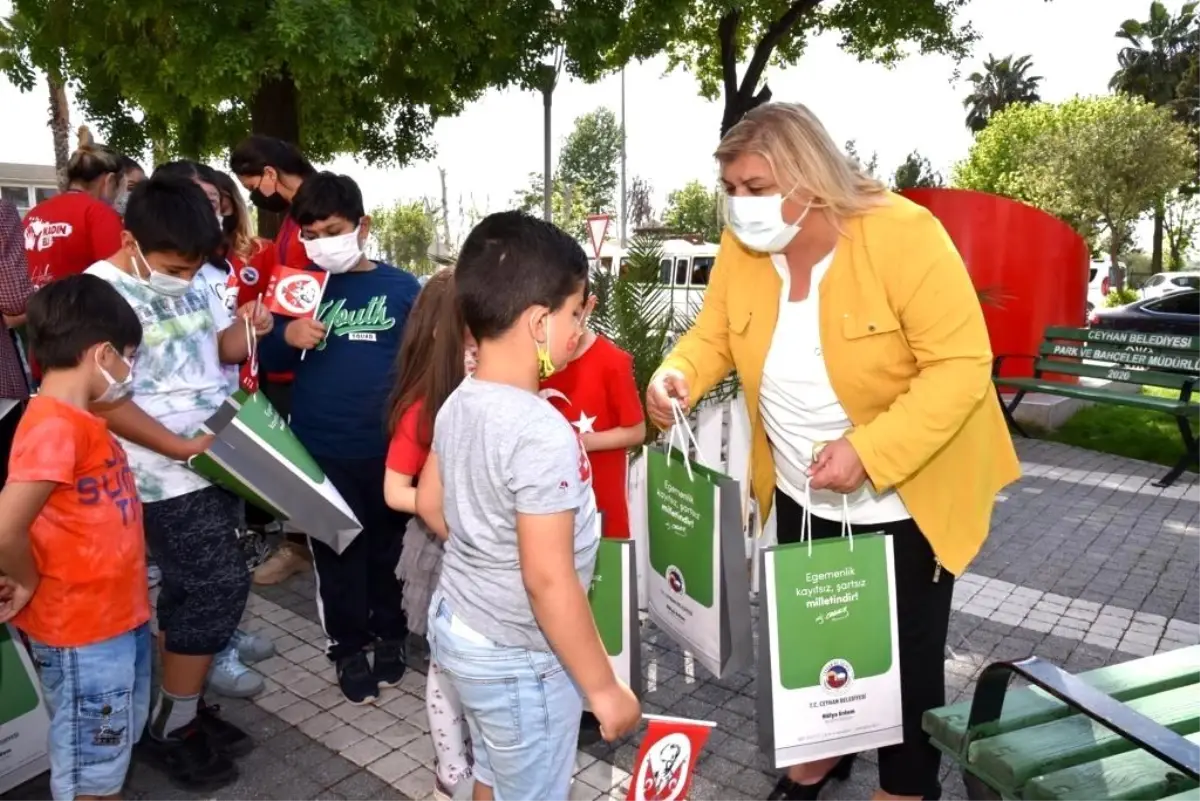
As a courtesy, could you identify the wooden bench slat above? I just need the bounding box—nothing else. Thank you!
[995,378,1197,414]
[968,684,1200,794]
[1032,358,1197,390]
[1046,326,1200,352]
[1022,732,1200,801]
[923,646,1200,757]
[1039,342,1200,374]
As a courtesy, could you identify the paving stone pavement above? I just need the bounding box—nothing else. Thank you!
[3,440,1197,801]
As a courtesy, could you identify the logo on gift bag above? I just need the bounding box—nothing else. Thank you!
[666,566,685,595]
[636,732,690,801]
[820,658,854,692]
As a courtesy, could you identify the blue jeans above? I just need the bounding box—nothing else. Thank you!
[28,624,152,800]
[427,592,583,801]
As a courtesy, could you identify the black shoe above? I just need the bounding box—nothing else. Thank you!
[137,719,238,792]
[196,698,254,758]
[337,652,379,704]
[372,638,407,688]
[767,753,856,800]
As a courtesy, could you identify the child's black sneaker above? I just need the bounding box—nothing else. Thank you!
[196,698,254,757]
[337,651,379,704]
[372,638,407,688]
[137,719,237,791]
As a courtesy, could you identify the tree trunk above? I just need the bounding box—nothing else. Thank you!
[1151,201,1165,274]
[48,78,71,192]
[438,166,451,254]
[1109,237,1124,294]
[249,67,301,238]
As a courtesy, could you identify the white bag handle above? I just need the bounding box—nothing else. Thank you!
[666,398,703,482]
[800,478,852,557]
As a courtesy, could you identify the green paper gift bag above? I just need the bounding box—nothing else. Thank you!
[0,625,49,794]
[757,526,904,767]
[188,389,362,553]
[588,534,643,698]
[644,432,752,679]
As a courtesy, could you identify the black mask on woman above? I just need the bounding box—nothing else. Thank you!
[221,213,239,237]
[249,189,289,214]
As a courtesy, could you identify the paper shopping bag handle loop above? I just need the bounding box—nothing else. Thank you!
[666,398,703,482]
[800,479,853,558]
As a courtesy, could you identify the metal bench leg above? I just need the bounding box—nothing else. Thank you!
[1155,416,1199,488]
[997,386,1029,438]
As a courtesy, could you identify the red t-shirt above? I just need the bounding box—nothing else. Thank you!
[22,192,123,289]
[386,399,430,477]
[540,336,643,538]
[9,396,149,647]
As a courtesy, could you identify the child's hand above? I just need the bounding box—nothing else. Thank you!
[171,433,215,461]
[589,679,641,742]
[0,575,36,623]
[238,301,274,336]
[285,318,327,350]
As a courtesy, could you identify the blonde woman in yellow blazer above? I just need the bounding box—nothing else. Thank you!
[647,103,1020,801]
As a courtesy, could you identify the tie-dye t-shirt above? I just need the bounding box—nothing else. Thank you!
[86,260,234,502]
[9,396,149,647]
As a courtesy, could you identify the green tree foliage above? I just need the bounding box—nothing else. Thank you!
[1164,192,1200,270]
[516,174,591,239]
[844,139,879,178]
[892,150,944,190]
[663,181,722,243]
[962,54,1042,133]
[370,201,439,276]
[1,0,560,163]
[557,107,622,213]
[954,95,1194,288]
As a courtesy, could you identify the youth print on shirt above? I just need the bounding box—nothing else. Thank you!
[314,294,396,348]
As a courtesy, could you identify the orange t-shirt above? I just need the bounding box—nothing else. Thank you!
[9,396,149,647]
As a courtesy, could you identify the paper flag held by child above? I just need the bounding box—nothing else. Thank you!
[265,266,327,319]
[627,715,716,801]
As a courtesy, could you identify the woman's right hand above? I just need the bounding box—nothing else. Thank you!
[646,369,690,429]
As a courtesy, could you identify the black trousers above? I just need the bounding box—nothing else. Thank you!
[310,453,409,661]
[775,489,954,798]
[0,400,25,487]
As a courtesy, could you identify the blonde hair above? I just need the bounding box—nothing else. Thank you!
[714,103,887,218]
[67,125,121,187]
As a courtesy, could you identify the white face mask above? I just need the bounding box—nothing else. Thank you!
[303,228,363,274]
[726,195,813,253]
[132,241,193,297]
[95,345,134,404]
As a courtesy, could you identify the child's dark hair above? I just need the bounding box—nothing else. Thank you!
[455,211,589,340]
[27,274,142,370]
[124,175,222,259]
[229,135,315,179]
[119,155,143,179]
[387,269,466,446]
[152,160,219,188]
[290,172,364,226]
[66,126,121,186]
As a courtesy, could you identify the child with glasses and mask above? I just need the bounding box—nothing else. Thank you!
[84,174,273,792]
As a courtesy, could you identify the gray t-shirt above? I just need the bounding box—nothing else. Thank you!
[433,377,599,651]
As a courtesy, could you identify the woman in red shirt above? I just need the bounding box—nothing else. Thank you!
[383,269,474,801]
[22,127,124,289]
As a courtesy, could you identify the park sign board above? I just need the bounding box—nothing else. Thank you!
[1046,343,1200,374]
[1080,329,1198,351]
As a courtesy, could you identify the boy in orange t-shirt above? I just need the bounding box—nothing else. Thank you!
[0,274,151,801]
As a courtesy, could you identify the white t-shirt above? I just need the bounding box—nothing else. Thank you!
[759,252,911,526]
[85,260,236,503]
[198,262,240,394]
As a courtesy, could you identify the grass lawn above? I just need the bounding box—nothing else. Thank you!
[1034,387,1199,468]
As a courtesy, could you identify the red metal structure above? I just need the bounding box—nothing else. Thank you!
[901,188,1090,379]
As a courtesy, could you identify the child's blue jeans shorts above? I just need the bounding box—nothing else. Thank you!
[428,592,583,800]
[28,623,152,800]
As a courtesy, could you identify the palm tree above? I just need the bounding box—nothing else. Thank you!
[963,54,1043,133]
[1110,1,1199,274]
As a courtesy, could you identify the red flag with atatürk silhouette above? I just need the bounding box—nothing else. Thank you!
[627,715,715,801]
[264,266,327,319]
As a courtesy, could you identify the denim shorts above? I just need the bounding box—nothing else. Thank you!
[28,624,152,800]
[427,592,583,801]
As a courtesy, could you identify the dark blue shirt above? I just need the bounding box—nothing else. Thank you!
[260,263,420,459]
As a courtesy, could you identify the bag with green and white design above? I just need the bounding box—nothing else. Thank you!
[587,531,642,698]
[757,485,903,767]
[644,400,752,679]
[0,625,49,794]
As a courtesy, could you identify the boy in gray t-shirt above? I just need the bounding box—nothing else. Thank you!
[415,212,640,801]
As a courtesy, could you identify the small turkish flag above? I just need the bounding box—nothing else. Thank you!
[265,266,327,319]
[238,315,260,394]
[627,715,715,801]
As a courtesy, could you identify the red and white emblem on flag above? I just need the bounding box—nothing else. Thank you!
[627,716,715,801]
[265,266,327,319]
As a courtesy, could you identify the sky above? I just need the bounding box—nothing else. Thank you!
[0,0,1175,247]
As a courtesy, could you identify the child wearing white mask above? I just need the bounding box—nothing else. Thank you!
[257,171,422,704]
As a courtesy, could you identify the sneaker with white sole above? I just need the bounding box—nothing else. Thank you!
[207,644,265,698]
[229,629,275,664]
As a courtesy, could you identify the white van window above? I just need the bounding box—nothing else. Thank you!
[692,256,715,286]
[675,258,690,286]
[659,259,672,284]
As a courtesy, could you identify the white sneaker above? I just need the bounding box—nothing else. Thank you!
[208,643,265,698]
[230,629,275,664]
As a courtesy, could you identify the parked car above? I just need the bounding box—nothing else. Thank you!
[1140,270,1200,300]
[1089,290,1199,337]
[1086,261,1112,313]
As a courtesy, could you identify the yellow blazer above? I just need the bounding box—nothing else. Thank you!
[661,193,1020,576]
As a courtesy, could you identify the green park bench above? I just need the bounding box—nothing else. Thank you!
[993,327,1200,487]
[924,645,1200,800]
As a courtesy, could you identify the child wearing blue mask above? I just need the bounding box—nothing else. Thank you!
[85,174,273,792]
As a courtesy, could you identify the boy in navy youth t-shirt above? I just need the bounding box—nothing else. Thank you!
[259,171,419,704]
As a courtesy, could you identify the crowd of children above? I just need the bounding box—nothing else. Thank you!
[0,131,646,801]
